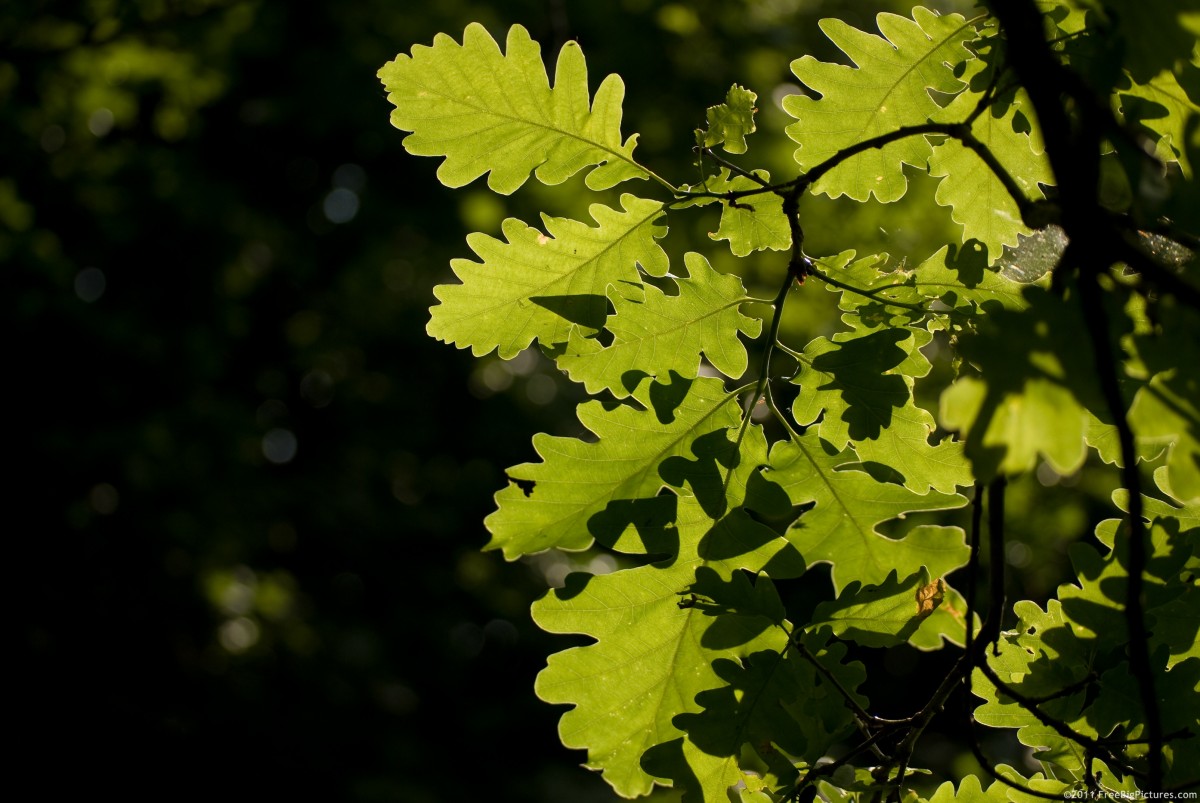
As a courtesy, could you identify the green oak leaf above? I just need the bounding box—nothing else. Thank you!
[926,774,1011,803]
[700,84,758,155]
[790,321,971,492]
[784,8,977,201]
[557,252,762,397]
[1128,301,1200,502]
[484,374,743,559]
[929,65,1055,260]
[972,599,1094,774]
[428,194,667,358]
[658,636,864,801]
[1077,502,1198,668]
[1129,371,1200,503]
[532,529,790,798]
[808,568,931,647]
[765,432,968,591]
[809,569,974,650]
[379,23,648,193]
[812,247,1030,332]
[908,245,1033,315]
[702,169,790,256]
[1084,661,1200,787]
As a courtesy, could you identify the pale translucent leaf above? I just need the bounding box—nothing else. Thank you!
[379,23,648,194]
[701,84,758,155]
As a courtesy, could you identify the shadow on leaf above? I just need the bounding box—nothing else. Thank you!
[588,494,678,556]
[649,371,694,424]
[661,429,740,518]
[811,329,909,441]
[529,293,609,331]
[948,238,989,287]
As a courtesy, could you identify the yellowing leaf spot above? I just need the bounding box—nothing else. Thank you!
[537,233,550,245]
[915,578,945,619]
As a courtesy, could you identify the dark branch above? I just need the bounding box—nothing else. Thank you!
[1076,270,1163,787]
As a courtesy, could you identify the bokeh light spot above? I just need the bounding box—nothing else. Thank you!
[218,616,261,653]
[74,267,106,302]
[88,108,114,137]
[262,428,298,464]
[323,187,359,223]
[89,483,119,515]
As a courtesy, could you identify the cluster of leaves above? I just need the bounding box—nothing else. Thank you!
[379,2,1199,801]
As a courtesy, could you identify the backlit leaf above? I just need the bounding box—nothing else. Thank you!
[557,252,762,397]
[428,194,667,358]
[379,23,649,194]
[784,9,977,201]
[765,432,968,591]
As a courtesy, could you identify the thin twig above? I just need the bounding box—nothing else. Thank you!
[700,147,772,187]
[976,661,1145,779]
[805,263,931,315]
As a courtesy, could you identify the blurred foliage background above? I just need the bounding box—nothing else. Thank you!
[9,0,1119,799]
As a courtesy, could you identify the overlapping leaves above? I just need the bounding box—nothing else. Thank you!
[557,252,762,397]
[386,7,1200,802]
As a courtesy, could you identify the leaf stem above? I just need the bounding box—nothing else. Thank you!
[805,263,931,316]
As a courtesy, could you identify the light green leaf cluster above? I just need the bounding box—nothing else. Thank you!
[973,472,1200,786]
[385,6,1200,800]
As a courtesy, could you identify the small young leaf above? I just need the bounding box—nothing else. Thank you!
[700,84,758,155]
[790,321,971,492]
[701,169,790,256]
